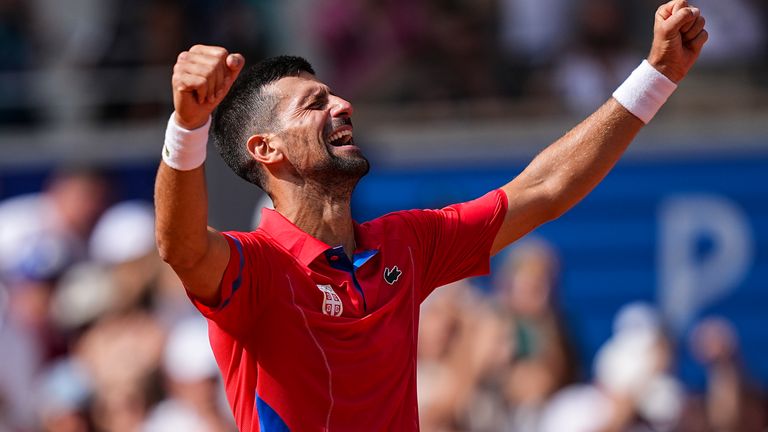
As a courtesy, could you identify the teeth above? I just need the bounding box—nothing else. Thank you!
[328,129,353,143]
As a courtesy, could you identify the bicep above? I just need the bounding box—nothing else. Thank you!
[171,228,231,306]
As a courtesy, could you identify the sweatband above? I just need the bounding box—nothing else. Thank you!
[162,113,210,171]
[612,60,677,124]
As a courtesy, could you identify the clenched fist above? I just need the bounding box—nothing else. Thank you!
[648,0,708,83]
[172,45,245,129]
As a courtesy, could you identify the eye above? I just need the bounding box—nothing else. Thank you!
[308,96,328,110]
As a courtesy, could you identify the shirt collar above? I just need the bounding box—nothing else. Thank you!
[257,208,379,267]
[258,208,331,266]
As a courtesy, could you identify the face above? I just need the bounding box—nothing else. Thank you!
[269,72,369,190]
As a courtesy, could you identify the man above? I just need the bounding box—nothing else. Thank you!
[155,1,707,430]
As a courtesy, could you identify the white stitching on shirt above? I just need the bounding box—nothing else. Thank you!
[408,247,419,425]
[286,275,334,431]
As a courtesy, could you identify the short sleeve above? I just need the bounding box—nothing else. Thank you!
[394,189,507,301]
[186,231,268,338]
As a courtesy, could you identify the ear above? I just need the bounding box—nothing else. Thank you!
[246,134,284,165]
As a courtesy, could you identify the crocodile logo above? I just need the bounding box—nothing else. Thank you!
[384,266,402,285]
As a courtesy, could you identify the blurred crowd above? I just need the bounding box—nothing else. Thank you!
[417,240,768,432]
[0,168,236,432]
[1,1,768,430]
[1,0,767,126]
[1,169,766,432]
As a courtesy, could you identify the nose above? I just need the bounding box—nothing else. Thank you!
[330,94,354,118]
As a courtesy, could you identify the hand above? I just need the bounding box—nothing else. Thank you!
[647,0,708,83]
[172,45,245,129]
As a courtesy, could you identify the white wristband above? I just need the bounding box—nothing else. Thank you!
[162,113,210,171]
[612,60,677,124]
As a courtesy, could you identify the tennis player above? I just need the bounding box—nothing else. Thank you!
[155,1,707,430]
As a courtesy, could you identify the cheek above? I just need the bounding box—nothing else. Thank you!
[282,129,325,168]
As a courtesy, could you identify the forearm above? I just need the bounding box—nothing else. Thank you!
[492,100,643,254]
[154,162,212,268]
[156,45,243,304]
[515,98,643,218]
[491,0,706,254]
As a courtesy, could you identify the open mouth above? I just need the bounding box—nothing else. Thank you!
[327,129,354,147]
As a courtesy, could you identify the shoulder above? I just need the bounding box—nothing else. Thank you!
[361,189,506,231]
[360,209,432,237]
[220,229,273,249]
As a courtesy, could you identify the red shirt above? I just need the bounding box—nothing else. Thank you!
[189,189,507,431]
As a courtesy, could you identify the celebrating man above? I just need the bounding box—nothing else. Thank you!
[155,1,707,430]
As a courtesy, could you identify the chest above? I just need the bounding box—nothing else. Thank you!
[288,246,416,319]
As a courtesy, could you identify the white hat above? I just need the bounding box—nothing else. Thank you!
[50,263,115,330]
[90,201,155,265]
[163,317,218,382]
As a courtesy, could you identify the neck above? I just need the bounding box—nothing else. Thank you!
[272,181,356,257]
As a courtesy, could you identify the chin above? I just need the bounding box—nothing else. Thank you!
[335,155,370,179]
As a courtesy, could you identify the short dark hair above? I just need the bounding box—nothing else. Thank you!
[211,55,315,192]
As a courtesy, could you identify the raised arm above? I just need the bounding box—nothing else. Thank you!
[491,0,707,254]
[155,45,244,305]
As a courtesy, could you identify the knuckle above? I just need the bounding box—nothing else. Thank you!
[204,67,217,79]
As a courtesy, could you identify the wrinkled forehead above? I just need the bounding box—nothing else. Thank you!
[267,72,330,109]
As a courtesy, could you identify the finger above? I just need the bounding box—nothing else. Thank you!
[683,15,705,42]
[206,67,217,103]
[174,72,208,104]
[174,61,216,80]
[186,55,218,103]
[656,0,684,21]
[214,60,226,100]
[687,28,709,53]
[671,0,689,15]
[185,47,229,102]
[679,7,700,34]
[226,54,245,78]
[188,44,230,59]
[180,54,226,103]
[216,54,245,99]
[174,63,215,103]
[660,6,699,37]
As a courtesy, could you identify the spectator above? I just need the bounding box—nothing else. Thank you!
[0,167,110,279]
[417,280,509,431]
[553,0,638,114]
[497,0,572,97]
[541,302,685,432]
[88,200,161,313]
[0,167,110,361]
[493,238,577,430]
[35,358,93,432]
[143,316,235,432]
[684,317,767,432]
[76,312,166,432]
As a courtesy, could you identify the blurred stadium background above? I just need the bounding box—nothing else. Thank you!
[1,0,767,431]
